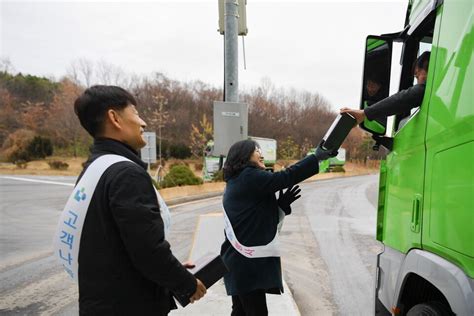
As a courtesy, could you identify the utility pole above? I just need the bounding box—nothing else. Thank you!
[224,0,239,102]
[158,101,163,168]
[213,0,248,158]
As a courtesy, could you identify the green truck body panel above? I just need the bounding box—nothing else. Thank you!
[306,148,330,173]
[422,0,474,275]
[363,101,386,134]
[370,0,474,280]
[317,159,330,173]
[306,148,345,172]
[367,38,389,51]
[376,160,387,242]
[380,2,442,258]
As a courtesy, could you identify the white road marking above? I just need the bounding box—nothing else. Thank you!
[1,176,221,203]
[1,176,74,187]
[169,195,222,209]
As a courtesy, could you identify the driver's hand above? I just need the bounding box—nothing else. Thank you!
[340,108,366,124]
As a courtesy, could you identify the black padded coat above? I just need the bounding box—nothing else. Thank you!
[77,138,196,316]
[220,154,319,296]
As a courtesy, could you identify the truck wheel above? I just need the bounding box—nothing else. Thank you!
[406,301,453,316]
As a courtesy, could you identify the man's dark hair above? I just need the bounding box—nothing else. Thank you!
[223,139,260,181]
[74,85,137,137]
[414,51,431,72]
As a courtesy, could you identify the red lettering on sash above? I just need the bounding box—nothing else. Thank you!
[234,241,243,251]
[244,248,255,257]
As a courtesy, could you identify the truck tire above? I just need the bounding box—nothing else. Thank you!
[406,301,453,316]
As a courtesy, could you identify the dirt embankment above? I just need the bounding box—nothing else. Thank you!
[0,157,86,176]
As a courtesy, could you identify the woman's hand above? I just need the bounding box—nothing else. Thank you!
[278,185,302,215]
[314,144,338,161]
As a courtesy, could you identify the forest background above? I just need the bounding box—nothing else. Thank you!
[0,57,386,176]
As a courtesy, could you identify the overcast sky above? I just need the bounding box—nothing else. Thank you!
[0,0,407,110]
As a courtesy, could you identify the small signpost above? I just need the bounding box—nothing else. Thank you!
[140,132,157,170]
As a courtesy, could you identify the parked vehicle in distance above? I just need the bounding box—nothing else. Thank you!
[306,147,346,173]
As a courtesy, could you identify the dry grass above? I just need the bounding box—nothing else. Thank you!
[0,156,379,202]
[0,157,205,177]
[158,162,379,201]
[158,182,226,201]
[0,156,87,176]
[150,158,204,179]
[304,161,379,182]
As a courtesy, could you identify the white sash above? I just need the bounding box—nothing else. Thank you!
[223,205,285,258]
[154,187,171,236]
[53,154,171,282]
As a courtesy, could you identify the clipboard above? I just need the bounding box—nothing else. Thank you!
[321,113,356,151]
[173,253,228,307]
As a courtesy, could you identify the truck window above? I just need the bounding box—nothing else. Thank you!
[394,12,436,132]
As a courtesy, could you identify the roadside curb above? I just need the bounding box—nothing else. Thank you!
[165,191,223,206]
[165,172,377,207]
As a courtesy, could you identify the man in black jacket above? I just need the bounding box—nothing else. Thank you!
[72,85,206,315]
[340,51,430,123]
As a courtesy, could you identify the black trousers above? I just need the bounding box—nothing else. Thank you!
[231,289,268,316]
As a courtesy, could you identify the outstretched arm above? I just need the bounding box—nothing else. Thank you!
[340,84,425,122]
[363,84,425,120]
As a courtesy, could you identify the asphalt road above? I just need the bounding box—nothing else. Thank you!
[0,174,381,315]
[280,175,381,315]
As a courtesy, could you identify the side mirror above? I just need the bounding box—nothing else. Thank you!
[360,36,393,135]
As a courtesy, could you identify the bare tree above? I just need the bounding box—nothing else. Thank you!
[46,79,89,157]
[0,88,20,145]
[20,101,48,133]
[0,57,14,73]
[189,114,213,158]
[147,94,170,166]
[67,58,94,87]
[96,60,128,86]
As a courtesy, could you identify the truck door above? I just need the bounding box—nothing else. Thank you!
[381,9,438,254]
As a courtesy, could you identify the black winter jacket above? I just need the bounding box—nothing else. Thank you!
[364,83,426,120]
[220,154,319,296]
[77,138,196,316]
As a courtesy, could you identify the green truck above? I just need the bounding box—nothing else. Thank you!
[307,147,346,173]
[359,0,473,315]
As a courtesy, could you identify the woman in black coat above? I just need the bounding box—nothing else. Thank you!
[220,139,336,316]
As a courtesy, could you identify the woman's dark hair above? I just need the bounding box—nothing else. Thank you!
[74,85,137,137]
[223,139,259,181]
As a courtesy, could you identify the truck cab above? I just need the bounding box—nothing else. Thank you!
[359,0,473,314]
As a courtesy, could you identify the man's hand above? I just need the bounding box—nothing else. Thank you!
[182,261,195,269]
[340,107,366,124]
[190,279,207,304]
[278,185,301,215]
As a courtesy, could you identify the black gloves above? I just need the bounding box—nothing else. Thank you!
[314,141,338,161]
[278,185,301,215]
